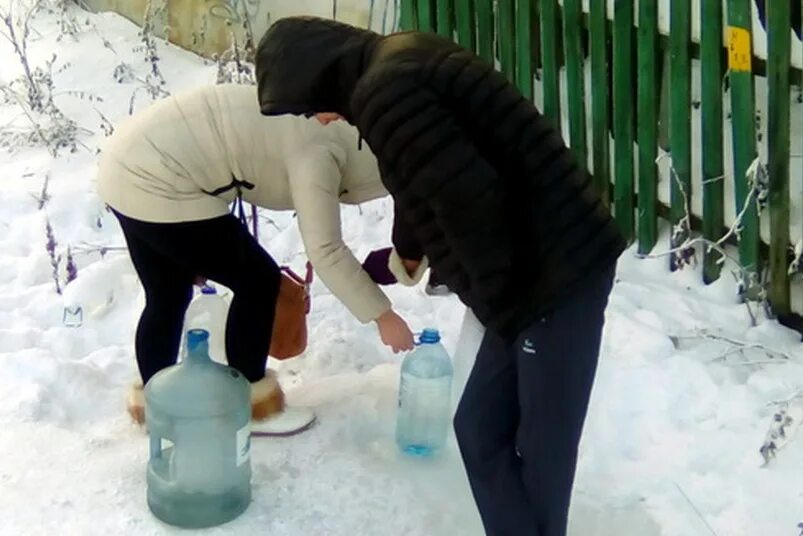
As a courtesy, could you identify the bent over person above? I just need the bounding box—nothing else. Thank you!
[254,17,626,534]
[97,83,416,435]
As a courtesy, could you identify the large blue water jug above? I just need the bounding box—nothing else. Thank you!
[396,328,454,457]
[144,329,252,528]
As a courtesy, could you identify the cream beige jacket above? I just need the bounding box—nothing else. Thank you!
[97,84,392,323]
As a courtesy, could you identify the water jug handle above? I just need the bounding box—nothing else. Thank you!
[149,434,174,487]
[149,434,162,460]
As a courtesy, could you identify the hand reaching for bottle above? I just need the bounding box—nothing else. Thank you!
[376,309,415,353]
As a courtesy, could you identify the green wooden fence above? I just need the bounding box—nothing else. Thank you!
[399,0,803,326]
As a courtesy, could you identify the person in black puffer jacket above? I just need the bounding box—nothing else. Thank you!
[256,17,626,536]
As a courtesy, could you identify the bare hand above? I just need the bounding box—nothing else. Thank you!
[376,309,415,353]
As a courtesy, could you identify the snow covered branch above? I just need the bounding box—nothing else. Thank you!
[769,388,803,407]
[215,29,255,86]
[44,0,81,41]
[675,330,795,362]
[0,0,44,111]
[759,401,801,466]
[0,1,87,155]
[673,482,719,536]
[129,0,169,114]
[636,155,770,323]
[29,172,50,209]
[70,241,127,258]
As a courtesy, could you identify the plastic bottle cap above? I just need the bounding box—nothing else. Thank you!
[187,329,210,351]
[200,285,217,295]
[419,328,440,344]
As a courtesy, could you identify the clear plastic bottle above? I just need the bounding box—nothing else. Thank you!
[145,329,251,528]
[183,285,229,364]
[396,328,454,457]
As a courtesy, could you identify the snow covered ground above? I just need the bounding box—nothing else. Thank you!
[0,3,802,536]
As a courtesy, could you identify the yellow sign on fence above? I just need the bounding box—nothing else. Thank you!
[727,26,752,72]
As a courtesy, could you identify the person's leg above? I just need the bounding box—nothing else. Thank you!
[453,330,540,536]
[113,210,315,432]
[116,215,194,385]
[115,212,281,383]
[515,265,615,536]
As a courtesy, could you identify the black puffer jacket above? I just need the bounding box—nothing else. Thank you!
[256,17,626,339]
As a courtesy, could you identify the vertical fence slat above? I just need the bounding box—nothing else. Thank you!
[515,0,534,100]
[454,0,475,51]
[589,0,609,204]
[701,0,725,282]
[539,0,561,126]
[475,0,494,62]
[416,0,434,32]
[669,0,692,270]
[767,1,792,315]
[400,0,417,30]
[436,0,454,38]
[726,0,761,289]
[637,0,658,254]
[613,0,634,241]
[498,0,516,81]
[562,0,587,167]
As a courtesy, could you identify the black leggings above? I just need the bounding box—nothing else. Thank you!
[113,210,281,384]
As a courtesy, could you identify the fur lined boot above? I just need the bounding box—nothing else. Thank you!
[126,370,316,436]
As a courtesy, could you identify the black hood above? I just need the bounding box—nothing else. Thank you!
[255,17,380,121]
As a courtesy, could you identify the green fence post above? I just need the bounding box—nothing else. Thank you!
[454,0,475,51]
[436,0,454,38]
[539,0,561,126]
[562,0,586,167]
[515,0,534,100]
[416,0,434,32]
[669,0,692,270]
[726,0,761,294]
[589,0,609,204]
[400,0,417,30]
[767,0,791,315]
[637,0,658,254]
[475,0,494,62]
[498,0,516,81]
[701,0,725,282]
[613,0,634,241]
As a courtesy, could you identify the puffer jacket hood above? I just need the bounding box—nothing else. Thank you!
[255,16,379,121]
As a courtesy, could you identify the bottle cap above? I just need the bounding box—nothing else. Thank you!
[187,329,209,351]
[200,285,217,295]
[419,328,440,344]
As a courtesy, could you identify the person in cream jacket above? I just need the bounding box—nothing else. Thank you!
[98,83,421,435]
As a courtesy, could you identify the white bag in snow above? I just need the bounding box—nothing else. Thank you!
[450,308,485,416]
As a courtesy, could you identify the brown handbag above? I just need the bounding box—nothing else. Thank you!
[269,262,314,360]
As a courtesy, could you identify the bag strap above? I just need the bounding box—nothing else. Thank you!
[281,261,314,287]
[208,177,315,290]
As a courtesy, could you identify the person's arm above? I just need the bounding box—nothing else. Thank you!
[287,145,414,352]
[389,202,428,285]
[352,63,514,307]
